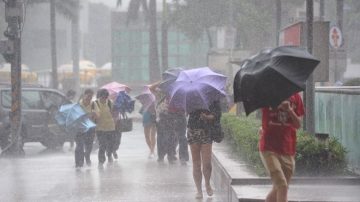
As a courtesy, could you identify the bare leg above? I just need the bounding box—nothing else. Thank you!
[190,144,203,198]
[149,124,156,154]
[144,125,152,152]
[276,186,288,202]
[265,188,277,202]
[201,143,213,196]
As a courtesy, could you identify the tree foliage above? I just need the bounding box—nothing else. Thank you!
[171,0,229,42]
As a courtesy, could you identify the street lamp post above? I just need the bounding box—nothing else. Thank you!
[305,0,315,135]
[3,0,24,156]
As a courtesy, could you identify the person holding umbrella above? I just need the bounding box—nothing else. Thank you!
[187,100,221,199]
[164,67,227,198]
[136,86,157,159]
[93,89,117,168]
[259,93,304,202]
[75,89,97,168]
[149,81,177,164]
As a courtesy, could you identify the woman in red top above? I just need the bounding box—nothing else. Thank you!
[259,93,304,202]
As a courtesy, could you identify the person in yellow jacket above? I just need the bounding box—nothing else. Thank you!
[76,89,97,168]
[93,89,117,168]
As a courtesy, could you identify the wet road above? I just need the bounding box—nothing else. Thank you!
[0,122,221,202]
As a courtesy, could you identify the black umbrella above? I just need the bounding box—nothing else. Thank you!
[158,67,184,92]
[233,46,320,115]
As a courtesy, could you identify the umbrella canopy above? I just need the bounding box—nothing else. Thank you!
[159,67,184,92]
[100,81,131,100]
[58,60,97,72]
[233,46,320,115]
[167,67,227,113]
[135,85,156,110]
[55,103,95,133]
[114,91,135,114]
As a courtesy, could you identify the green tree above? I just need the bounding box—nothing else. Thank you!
[171,0,229,48]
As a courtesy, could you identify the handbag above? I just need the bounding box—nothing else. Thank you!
[208,122,224,143]
[116,113,133,133]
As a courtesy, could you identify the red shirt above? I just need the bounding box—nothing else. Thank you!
[259,93,304,155]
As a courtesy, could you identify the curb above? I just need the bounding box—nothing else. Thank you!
[211,142,360,202]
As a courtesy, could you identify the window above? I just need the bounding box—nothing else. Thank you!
[1,90,43,109]
[40,91,69,110]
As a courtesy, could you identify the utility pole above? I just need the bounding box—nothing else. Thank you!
[336,0,344,31]
[305,0,315,135]
[50,0,58,89]
[161,0,168,72]
[319,0,325,21]
[71,0,80,94]
[1,0,24,156]
[275,0,281,46]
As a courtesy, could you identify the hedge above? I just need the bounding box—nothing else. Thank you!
[221,113,348,176]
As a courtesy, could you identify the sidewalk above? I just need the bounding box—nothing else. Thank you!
[211,138,360,202]
[0,121,222,202]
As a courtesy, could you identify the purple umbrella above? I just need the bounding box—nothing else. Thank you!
[135,85,156,110]
[167,67,227,113]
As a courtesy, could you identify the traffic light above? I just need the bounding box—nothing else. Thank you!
[0,39,14,63]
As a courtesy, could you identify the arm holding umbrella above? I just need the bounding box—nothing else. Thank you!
[277,100,302,129]
[148,81,162,95]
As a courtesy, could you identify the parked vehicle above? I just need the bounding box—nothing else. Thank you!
[0,83,73,150]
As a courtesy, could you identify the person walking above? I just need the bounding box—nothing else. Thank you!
[75,89,96,168]
[187,100,221,199]
[140,103,157,158]
[93,89,117,168]
[66,89,77,150]
[259,93,304,202]
[167,106,188,165]
[149,81,177,164]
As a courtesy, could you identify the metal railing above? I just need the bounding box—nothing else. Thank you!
[315,86,360,173]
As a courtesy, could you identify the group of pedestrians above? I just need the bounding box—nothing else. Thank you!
[74,88,122,169]
[137,81,221,199]
[73,82,304,201]
[147,81,189,165]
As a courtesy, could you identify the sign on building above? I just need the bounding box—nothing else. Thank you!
[280,21,330,82]
[329,26,343,50]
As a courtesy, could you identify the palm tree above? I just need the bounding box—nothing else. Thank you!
[117,0,161,82]
[29,0,79,90]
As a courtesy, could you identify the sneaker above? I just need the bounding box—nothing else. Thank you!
[180,159,187,166]
[75,166,82,171]
[108,156,113,163]
[113,152,118,159]
[168,155,177,162]
[195,192,203,199]
[206,185,214,196]
[148,152,155,159]
[157,157,164,163]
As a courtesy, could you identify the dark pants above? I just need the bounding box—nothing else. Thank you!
[97,131,115,164]
[157,113,177,161]
[113,131,122,153]
[168,112,189,161]
[75,129,95,167]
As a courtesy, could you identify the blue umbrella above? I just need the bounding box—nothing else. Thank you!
[114,91,135,114]
[55,103,95,133]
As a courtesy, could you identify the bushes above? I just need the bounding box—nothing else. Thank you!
[221,113,348,176]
